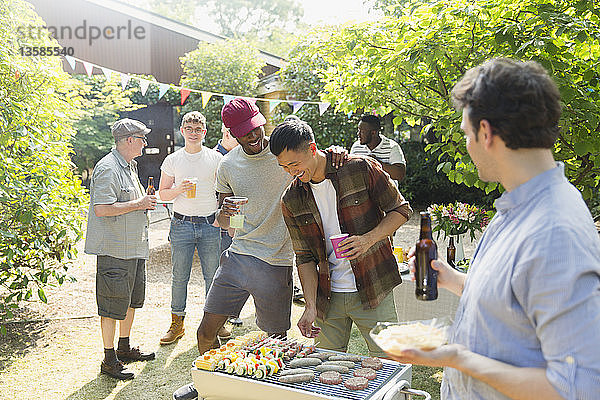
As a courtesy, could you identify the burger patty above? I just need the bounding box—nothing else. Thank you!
[319,371,342,385]
[353,367,377,380]
[344,376,369,390]
[361,357,383,370]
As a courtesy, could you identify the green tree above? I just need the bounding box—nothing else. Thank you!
[0,0,88,324]
[300,0,600,201]
[71,75,144,182]
[278,39,359,149]
[123,0,304,57]
[179,39,266,147]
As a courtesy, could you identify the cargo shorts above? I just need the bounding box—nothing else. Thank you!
[96,255,146,320]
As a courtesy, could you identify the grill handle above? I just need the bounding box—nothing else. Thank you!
[382,379,432,400]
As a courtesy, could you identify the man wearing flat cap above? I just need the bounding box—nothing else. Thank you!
[84,118,157,380]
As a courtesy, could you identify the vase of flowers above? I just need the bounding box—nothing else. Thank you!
[427,202,493,261]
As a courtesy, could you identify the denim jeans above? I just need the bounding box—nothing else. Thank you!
[169,217,221,316]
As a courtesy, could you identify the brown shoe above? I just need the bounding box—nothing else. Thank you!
[116,346,155,362]
[101,360,134,380]
[217,326,231,340]
[160,313,185,345]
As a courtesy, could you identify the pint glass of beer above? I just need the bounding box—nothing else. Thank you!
[185,177,198,199]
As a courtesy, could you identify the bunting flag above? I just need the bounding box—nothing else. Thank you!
[268,99,282,113]
[318,102,331,116]
[158,83,170,100]
[101,67,113,81]
[64,55,76,71]
[201,91,212,108]
[180,88,191,105]
[292,101,305,114]
[120,73,130,90]
[61,56,336,115]
[139,79,150,96]
[82,61,94,77]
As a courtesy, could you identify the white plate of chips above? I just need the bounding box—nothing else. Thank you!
[370,317,452,355]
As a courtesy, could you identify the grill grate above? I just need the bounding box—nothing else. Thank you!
[208,351,408,400]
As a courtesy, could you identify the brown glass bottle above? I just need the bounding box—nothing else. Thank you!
[447,236,456,268]
[146,177,155,195]
[415,211,438,300]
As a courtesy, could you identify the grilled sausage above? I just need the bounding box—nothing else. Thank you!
[315,364,350,373]
[279,368,313,376]
[290,357,322,367]
[323,360,356,369]
[278,372,314,383]
[306,352,336,361]
[329,354,362,362]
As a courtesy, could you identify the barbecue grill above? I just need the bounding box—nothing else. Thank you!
[191,349,431,400]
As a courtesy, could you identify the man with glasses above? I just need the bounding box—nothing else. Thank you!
[85,118,157,380]
[158,111,230,345]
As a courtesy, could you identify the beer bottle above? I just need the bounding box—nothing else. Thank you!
[447,236,456,268]
[146,177,155,195]
[415,211,438,301]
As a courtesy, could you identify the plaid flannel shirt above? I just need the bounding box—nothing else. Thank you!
[281,154,412,318]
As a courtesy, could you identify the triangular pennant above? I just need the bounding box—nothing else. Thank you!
[318,102,331,116]
[82,61,94,77]
[139,79,150,96]
[120,73,130,90]
[268,100,282,113]
[223,95,235,104]
[64,55,76,71]
[201,91,213,108]
[158,83,170,100]
[101,67,113,81]
[180,88,191,105]
[292,101,305,114]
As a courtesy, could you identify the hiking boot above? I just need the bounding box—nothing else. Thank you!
[173,383,198,400]
[116,346,156,362]
[217,326,231,340]
[101,360,134,380]
[161,313,185,345]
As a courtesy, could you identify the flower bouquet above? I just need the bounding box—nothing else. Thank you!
[427,202,492,241]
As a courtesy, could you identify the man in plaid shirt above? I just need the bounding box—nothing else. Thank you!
[270,120,412,356]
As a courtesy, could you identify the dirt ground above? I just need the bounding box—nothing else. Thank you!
[0,207,478,399]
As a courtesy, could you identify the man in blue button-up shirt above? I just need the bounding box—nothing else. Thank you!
[397,59,600,399]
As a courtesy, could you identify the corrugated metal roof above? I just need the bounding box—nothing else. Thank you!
[81,0,286,69]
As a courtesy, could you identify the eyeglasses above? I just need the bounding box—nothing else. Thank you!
[132,136,148,144]
[183,127,207,134]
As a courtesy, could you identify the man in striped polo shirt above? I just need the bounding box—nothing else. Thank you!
[350,114,406,183]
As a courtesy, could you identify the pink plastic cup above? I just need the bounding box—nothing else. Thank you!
[330,233,350,258]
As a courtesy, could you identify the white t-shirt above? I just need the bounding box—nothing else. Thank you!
[308,179,357,292]
[160,147,222,216]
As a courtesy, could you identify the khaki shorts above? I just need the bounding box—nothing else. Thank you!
[316,291,397,357]
[96,256,146,320]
